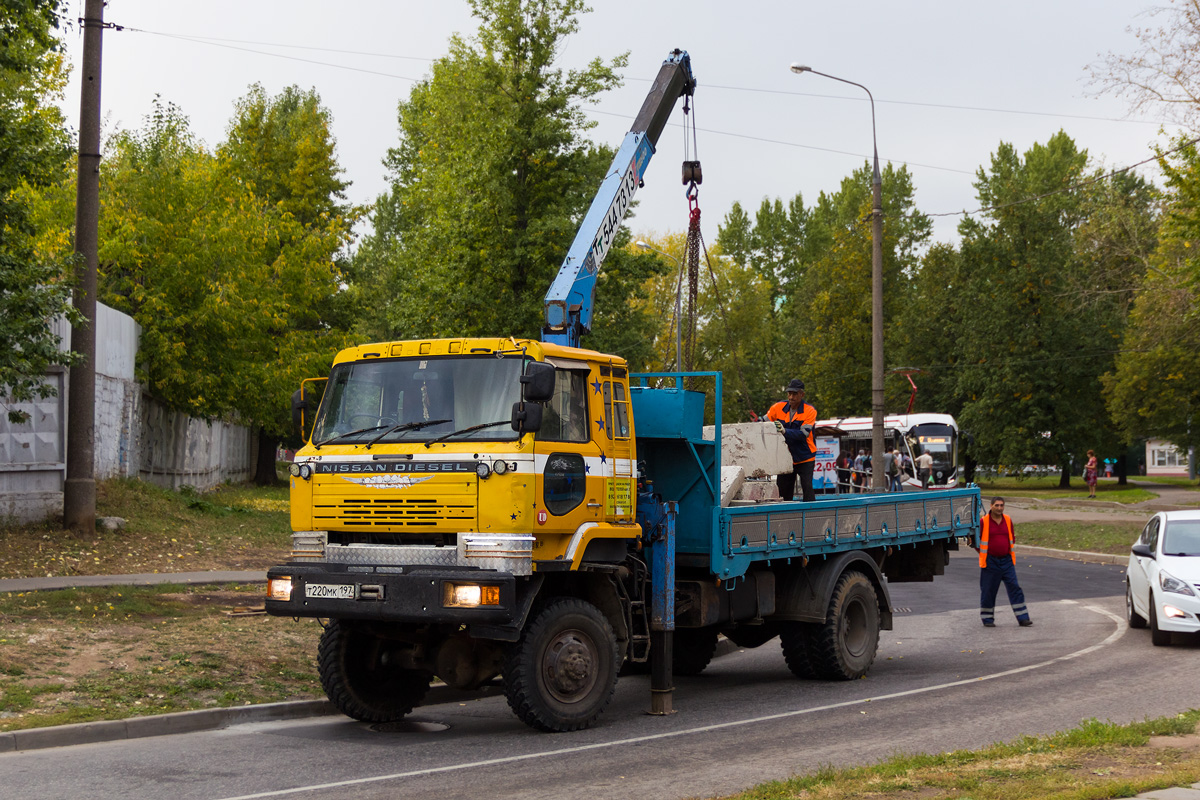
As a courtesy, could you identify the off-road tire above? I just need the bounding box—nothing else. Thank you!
[779,621,819,679]
[503,598,620,732]
[317,619,431,723]
[1149,596,1171,646]
[672,628,719,676]
[1126,582,1146,629]
[809,571,880,680]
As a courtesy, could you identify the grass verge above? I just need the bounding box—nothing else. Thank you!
[0,478,291,579]
[976,477,1155,504]
[732,712,1200,800]
[1016,520,1144,556]
[0,583,321,732]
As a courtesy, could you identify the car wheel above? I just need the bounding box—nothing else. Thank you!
[1148,594,1171,647]
[1126,581,1146,629]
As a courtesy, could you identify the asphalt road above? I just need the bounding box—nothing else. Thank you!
[5,551,1198,800]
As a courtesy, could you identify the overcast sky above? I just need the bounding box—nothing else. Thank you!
[58,1,1178,248]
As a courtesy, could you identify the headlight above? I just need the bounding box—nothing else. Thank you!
[493,459,509,475]
[476,462,491,480]
[298,463,313,480]
[1160,569,1196,596]
[267,577,293,601]
[442,582,501,607]
[289,463,301,477]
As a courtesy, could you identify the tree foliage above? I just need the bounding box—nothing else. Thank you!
[945,132,1156,478]
[353,0,661,351]
[1105,138,1200,448]
[0,0,78,422]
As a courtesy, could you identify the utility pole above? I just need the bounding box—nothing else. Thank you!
[64,0,105,533]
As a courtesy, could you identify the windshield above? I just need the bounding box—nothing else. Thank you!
[910,423,956,470]
[1163,521,1200,556]
[312,355,525,446]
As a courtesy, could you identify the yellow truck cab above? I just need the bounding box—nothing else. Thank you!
[287,337,639,571]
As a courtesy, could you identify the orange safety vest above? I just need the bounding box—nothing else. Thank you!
[979,513,1015,568]
[766,400,817,464]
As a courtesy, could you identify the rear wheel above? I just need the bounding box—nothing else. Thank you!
[1149,595,1171,646]
[503,598,619,732]
[809,571,880,680]
[779,621,819,679]
[672,628,719,676]
[318,620,431,723]
[1126,582,1146,629]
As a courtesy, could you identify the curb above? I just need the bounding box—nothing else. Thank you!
[0,682,506,754]
[1019,544,1127,566]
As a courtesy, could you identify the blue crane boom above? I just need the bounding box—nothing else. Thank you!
[541,49,697,348]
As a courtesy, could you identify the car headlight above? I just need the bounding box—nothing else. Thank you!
[1159,569,1196,596]
[476,462,491,480]
[289,463,301,477]
[493,459,509,475]
[442,582,501,607]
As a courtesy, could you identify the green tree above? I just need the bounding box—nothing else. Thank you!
[0,0,78,422]
[790,163,930,417]
[354,0,658,351]
[951,132,1153,483]
[21,100,355,480]
[1105,138,1200,453]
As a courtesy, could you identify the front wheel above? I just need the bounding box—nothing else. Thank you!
[1149,595,1171,646]
[809,571,881,680]
[503,598,620,732]
[317,620,431,722]
[1126,582,1146,629]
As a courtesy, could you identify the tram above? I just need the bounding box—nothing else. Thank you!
[817,413,960,490]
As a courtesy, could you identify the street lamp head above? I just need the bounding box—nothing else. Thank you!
[789,63,812,74]
[635,240,650,250]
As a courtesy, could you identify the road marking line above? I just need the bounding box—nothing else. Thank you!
[213,602,1126,800]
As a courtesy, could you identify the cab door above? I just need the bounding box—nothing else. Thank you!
[533,364,603,546]
[599,367,635,522]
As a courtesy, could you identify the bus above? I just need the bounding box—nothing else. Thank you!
[817,413,960,490]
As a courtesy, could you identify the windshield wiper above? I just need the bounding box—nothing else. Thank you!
[365,419,452,449]
[313,424,391,448]
[424,419,511,448]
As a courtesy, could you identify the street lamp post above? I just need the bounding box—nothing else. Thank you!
[790,64,886,492]
[635,241,683,378]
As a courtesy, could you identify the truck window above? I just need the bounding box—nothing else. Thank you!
[602,381,631,440]
[539,370,589,443]
[544,453,586,515]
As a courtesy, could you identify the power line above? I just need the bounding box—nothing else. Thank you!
[928,135,1199,219]
[125,27,1167,128]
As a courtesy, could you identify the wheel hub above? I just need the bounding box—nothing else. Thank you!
[543,631,597,702]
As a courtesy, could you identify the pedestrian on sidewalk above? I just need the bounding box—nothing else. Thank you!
[1084,449,1099,498]
[973,497,1032,628]
[916,450,933,489]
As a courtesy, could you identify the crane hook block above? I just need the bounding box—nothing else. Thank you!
[682,160,702,186]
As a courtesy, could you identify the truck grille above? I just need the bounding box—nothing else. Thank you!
[314,496,475,529]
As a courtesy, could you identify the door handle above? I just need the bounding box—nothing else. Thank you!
[587,502,602,509]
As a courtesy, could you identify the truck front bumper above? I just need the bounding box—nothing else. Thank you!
[265,563,518,625]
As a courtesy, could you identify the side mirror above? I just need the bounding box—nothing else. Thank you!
[520,361,556,404]
[291,389,307,436]
[1131,542,1154,559]
[511,401,543,433]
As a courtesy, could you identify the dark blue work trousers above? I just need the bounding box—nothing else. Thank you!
[979,554,1030,624]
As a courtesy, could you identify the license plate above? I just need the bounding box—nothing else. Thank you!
[305,583,355,599]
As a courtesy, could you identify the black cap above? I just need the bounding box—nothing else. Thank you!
[786,379,805,392]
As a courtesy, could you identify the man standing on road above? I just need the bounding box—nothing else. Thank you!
[767,379,818,502]
[916,449,934,489]
[974,497,1032,628]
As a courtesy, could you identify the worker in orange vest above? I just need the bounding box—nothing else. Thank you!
[973,497,1032,627]
[767,378,818,501]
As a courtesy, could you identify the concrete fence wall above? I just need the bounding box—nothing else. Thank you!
[0,303,256,523]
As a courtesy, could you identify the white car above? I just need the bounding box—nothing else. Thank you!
[1126,510,1200,645]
